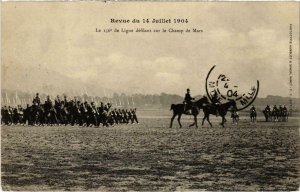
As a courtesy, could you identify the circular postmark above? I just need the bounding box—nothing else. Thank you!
[205,65,259,111]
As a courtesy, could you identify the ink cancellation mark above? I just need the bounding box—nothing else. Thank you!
[205,65,259,111]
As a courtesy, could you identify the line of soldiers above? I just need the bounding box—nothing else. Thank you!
[1,93,139,127]
[261,104,289,122]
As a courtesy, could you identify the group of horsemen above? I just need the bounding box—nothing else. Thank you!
[1,93,139,126]
[183,88,289,121]
[183,88,225,115]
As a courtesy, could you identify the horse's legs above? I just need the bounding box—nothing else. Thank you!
[170,114,176,128]
[177,114,182,128]
[188,115,197,128]
[271,115,274,122]
[194,115,198,128]
[207,115,212,127]
[202,115,206,126]
[189,122,195,127]
[221,116,225,127]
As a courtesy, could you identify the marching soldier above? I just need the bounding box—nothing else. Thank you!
[55,95,61,106]
[44,95,53,121]
[45,95,52,106]
[1,93,141,127]
[33,93,41,106]
[63,95,69,107]
[1,106,4,125]
[131,108,139,124]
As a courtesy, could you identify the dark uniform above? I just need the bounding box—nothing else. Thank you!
[55,96,61,107]
[250,105,256,113]
[33,93,41,106]
[279,105,283,114]
[211,92,220,116]
[265,105,271,112]
[63,95,69,108]
[131,108,139,124]
[282,105,287,112]
[44,96,52,110]
[184,89,194,113]
[211,92,220,105]
[282,105,288,119]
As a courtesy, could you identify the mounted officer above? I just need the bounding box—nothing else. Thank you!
[250,105,256,113]
[279,105,283,113]
[184,88,195,114]
[273,105,278,112]
[211,91,220,116]
[265,105,271,112]
[282,104,288,119]
[282,105,287,112]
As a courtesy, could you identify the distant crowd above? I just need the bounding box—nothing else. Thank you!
[1,93,139,127]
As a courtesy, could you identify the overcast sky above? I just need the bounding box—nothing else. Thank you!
[2,2,299,97]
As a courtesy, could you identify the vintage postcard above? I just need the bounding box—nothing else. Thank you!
[1,2,299,191]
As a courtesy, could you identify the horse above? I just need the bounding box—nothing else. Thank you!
[250,109,257,122]
[170,97,209,128]
[271,108,279,122]
[280,109,289,122]
[263,109,271,122]
[202,100,237,127]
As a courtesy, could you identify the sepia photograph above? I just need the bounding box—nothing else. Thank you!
[1,2,300,191]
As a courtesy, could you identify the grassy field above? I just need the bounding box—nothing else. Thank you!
[1,114,299,191]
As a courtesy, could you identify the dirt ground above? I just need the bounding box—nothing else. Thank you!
[1,116,299,191]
